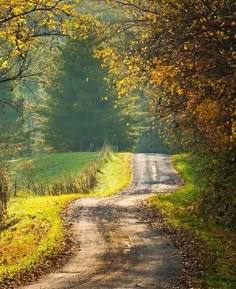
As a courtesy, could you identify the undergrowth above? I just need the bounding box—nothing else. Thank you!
[150,154,236,289]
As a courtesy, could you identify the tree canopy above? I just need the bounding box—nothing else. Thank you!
[97,0,235,154]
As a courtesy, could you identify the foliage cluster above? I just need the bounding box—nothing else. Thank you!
[0,0,77,90]
[150,154,236,288]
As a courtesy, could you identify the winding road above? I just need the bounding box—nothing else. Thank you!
[22,153,182,289]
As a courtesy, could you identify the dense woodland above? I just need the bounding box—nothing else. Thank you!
[0,0,235,239]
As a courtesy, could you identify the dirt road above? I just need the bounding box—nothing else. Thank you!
[22,153,181,289]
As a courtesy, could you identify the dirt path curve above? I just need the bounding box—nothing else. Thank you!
[22,153,182,289]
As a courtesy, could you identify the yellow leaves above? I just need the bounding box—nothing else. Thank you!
[194,99,233,147]
[94,47,116,61]
[0,58,8,69]
[0,0,80,81]
[230,110,236,142]
[176,86,183,95]
[116,78,126,88]
[61,3,74,14]
[146,12,157,23]
[11,6,24,15]
[216,30,226,39]
[196,99,220,121]
[115,77,137,97]
[183,43,193,51]
[39,18,57,30]
[151,60,183,95]
[231,120,236,142]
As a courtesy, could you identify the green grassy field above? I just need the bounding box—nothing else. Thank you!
[0,152,132,284]
[150,154,236,289]
[9,152,98,184]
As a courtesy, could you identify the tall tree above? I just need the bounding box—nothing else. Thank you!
[43,37,143,151]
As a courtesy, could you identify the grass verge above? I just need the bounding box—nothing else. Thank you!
[0,194,78,283]
[150,154,236,289]
[0,152,131,285]
[92,152,132,196]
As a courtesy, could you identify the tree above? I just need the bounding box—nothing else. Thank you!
[42,36,143,151]
[97,0,235,151]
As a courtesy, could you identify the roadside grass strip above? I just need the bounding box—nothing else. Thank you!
[92,153,132,196]
[150,154,236,289]
[0,152,132,284]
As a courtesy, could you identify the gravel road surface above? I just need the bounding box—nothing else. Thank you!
[21,153,181,289]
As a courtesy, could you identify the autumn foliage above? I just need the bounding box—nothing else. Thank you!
[99,0,235,226]
[0,0,77,88]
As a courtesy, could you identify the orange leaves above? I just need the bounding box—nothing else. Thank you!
[195,99,227,147]
[151,59,183,95]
